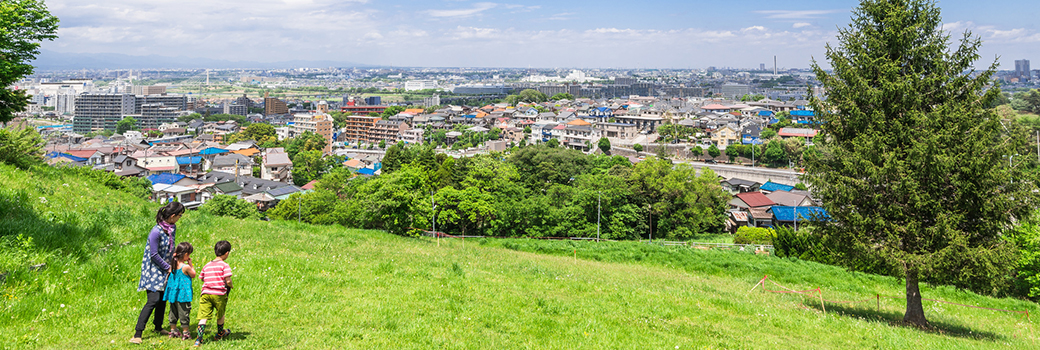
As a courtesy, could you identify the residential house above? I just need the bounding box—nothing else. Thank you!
[765,190,816,207]
[769,206,829,230]
[711,124,740,147]
[147,173,199,187]
[599,122,638,139]
[720,178,761,194]
[212,153,255,177]
[261,148,293,183]
[759,181,795,194]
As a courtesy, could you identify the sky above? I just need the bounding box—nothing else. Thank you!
[38,0,1040,69]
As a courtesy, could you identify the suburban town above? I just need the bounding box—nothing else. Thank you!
[5,0,1040,348]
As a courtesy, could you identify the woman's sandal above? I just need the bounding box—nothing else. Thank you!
[168,330,182,338]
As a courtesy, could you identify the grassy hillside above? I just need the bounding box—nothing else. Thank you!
[0,162,1038,349]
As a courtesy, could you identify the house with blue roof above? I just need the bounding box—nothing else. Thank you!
[146,173,199,187]
[759,181,795,193]
[769,206,829,229]
[176,156,202,174]
[589,107,613,119]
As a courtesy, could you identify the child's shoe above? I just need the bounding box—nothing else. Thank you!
[214,329,231,340]
[181,332,191,340]
[169,329,181,338]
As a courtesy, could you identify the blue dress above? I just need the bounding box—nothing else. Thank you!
[163,267,193,303]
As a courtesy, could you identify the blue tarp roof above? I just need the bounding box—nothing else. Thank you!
[771,206,829,222]
[760,181,795,192]
[356,168,376,175]
[176,156,202,165]
[769,118,780,125]
[46,151,87,162]
[198,147,230,155]
[758,110,775,116]
[790,110,814,117]
[464,114,476,118]
[147,173,187,185]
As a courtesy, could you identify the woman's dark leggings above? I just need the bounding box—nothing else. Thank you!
[133,290,166,337]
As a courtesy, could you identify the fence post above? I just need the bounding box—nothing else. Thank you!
[818,288,826,313]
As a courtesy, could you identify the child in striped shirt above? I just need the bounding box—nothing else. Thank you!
[194,240,233,347]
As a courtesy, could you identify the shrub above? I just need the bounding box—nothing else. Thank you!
[0,128,44,169]
[733,226,774,244]
[200,194,258,220]
[1010,223,1040,301]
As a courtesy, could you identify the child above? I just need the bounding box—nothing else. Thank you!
[164,242,196,340]
[195,240,233,347]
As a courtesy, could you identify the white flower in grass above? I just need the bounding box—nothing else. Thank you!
[39,197,48,204]
[60,304,65,308]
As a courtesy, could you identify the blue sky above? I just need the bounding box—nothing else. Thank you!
[40,0,1040,69]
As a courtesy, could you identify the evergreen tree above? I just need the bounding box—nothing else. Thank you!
[805,0,1037,327]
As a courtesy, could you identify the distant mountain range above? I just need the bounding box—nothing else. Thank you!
[31,50,373,70]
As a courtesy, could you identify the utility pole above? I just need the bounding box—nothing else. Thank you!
[432,195,438,246]
[597,191,601,241]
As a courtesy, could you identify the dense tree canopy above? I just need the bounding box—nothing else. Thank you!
[805,0,1038,327]
[268,145,730,240]
[0,0,59,124]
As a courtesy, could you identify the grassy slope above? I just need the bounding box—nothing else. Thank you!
[0,163,1037,349]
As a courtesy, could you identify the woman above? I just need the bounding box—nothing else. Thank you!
[130,201,184,344]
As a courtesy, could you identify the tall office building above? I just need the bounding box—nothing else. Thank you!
[72,93,135,133]
[1016,59,1031,81]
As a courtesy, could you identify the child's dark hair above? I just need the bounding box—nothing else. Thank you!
[156,202,185,225]
[169,242,194,269]
[214,240,232,257]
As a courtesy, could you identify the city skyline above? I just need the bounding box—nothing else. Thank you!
[38,0,1040,70]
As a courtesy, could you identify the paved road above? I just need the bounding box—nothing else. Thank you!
[676,159,803,184]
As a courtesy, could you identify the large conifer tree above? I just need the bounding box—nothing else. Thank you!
[805,0,1037,327]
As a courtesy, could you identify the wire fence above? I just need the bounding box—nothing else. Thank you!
[412,229,773,254]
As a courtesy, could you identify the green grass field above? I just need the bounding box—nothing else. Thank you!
[1,162,1038,349]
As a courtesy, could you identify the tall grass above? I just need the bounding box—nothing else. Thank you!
[1,162,1038,349]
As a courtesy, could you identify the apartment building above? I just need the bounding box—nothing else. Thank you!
[134,95,188,113]
[72,93,135,133]
[341,115,381,143]
[264,94,288,116]
[369,119,411,144]
[292,113,334,154]
[139,103,180,129]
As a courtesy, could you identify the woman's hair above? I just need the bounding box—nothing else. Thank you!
[156,201,185,225]
[169,242,194,269]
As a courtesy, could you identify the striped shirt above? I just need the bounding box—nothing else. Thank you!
[200,259,232,295]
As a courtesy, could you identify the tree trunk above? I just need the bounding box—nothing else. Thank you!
[903,267,929,327]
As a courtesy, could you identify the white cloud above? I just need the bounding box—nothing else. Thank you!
[793,22,812,29]
[755,10,842,19]
[427,2,497,18]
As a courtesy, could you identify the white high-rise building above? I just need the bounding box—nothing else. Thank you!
[404,80,438,91]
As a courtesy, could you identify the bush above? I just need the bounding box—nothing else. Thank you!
[1010,223,1040,301]
[200,194,258,220]
[733,226,775,244]
[0,128,44,169]
[63,166,152,199]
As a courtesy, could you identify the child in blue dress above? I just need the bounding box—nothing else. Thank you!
[164,242,196,340]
